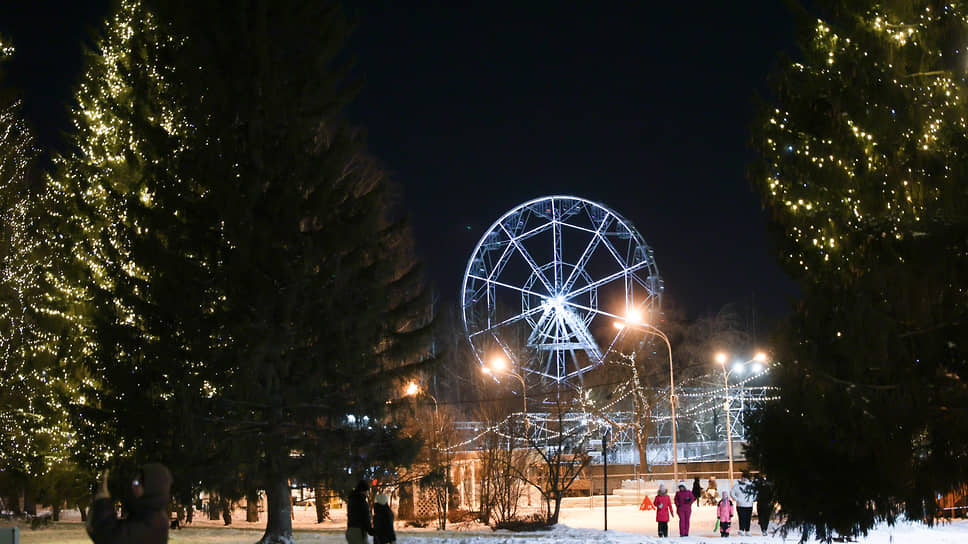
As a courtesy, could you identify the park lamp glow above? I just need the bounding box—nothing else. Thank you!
[404,381,419,397]
[613,309,645,329]
[482,354,509,375]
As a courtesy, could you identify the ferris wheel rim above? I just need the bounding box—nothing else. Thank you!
[460,195,662,381]
[460,195,651,316]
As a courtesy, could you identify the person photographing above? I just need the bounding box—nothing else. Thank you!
[86,463,173,544]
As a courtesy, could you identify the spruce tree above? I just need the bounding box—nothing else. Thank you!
[55,2,433,542]
[747,1,968,538]
[50,0,227,497]
[156,3,434,541]
[0,35,79,500]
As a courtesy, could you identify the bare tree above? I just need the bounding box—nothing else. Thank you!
[514,388,591,525]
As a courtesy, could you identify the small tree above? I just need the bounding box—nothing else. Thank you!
[477,417,528,525]
[516,389,591,525]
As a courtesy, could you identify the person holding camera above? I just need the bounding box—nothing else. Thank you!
[86,463,172,544]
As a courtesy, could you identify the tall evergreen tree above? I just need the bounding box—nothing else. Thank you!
[54,1,432,542]
[157,3,434,541]
[0,35,79,502]
[747,1,968,539]
[50,0,223,497]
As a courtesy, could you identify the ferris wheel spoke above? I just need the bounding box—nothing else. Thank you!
[552,203,562,290]
[466,273,548,301]
[500,223,555,294]
[563,259,654,301]
[485,234,517,283]
[467,305,545,338]
[561,213,613,293]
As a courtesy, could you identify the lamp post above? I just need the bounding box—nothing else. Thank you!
[405,380,440,429]
[714,352,767,489]
[614,310,678,486]
[482,354,528,427]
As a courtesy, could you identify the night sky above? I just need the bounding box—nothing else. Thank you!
[0,2,800,327]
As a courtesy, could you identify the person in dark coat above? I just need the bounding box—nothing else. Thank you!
[346,480,372,544]
[86,463,172,544]
[755,475,774,535]
[691,478,703,506]
[372,493,395,544]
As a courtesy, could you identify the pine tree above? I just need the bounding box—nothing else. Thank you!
[747,1,968,538]
[0,35,80,501]
[50,0,228,496]
[155,3,434,540]
[55,2,433,542]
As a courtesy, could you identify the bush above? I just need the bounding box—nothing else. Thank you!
[491,513,553,532]
[447,508,478,524]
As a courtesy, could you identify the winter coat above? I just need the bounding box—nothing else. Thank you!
[717,497,734,522]
[87,463,172,544]
[691,480,702,499]
[654,493,673,522]
[346,490,372,533]
[673,489,695,515]
[756,479,774,511]
[372,503,395,544]
[730,478,755,508]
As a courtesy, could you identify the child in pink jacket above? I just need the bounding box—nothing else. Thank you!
[717,488,734,537]
[653,482,673,537]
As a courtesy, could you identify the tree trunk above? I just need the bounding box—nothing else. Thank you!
[23,487,36,516]
[208,494,220,520]
[79,504,87,522]
[221,497,232,525]
[186,502,193,525]
[258,476,294,544]
[397,483,414,520]
[313,482,329,523]
[52,502,61,521]
[246,490,260,522]
[638,440,649,476]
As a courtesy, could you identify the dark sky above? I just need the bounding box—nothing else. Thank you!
[0,1,800,326]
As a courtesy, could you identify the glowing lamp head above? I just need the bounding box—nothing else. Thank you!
[490,355,508,372]
[752,363,763,373]
[715,353,728,365]
[754,352,767,362]
[613,321,625,329]
[625,309,644,325]
[404,381,419,397]
[731,363,743,374]
[481,366,492,375]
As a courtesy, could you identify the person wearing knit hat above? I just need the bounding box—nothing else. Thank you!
[372,493,395,544]
[674,479,695,536]
[653,482,673,537]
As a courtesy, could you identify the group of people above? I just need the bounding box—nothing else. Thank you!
[82,463,397,544]
[346,479,397,544]
[651,471,774,538]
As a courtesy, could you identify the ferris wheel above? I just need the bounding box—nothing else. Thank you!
[461,195,663,384]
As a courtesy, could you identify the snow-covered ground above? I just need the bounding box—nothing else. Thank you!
[18,504,968,543]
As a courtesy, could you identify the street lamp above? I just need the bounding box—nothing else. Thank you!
[614,310,679,486]
[481,355,528,426]
[714,352,768,489]
[404,380,439,421]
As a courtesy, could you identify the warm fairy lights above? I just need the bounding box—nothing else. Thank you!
[755,3,968,278]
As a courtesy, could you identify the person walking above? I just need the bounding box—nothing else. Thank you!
[86,463,172,544]
[653,483,673,537]
[372,493,395,544]
[346,480,372,544]
[730,472,755,536]
[691,478,703,506]
[717,487,734,537]
[755,475,774,535]
[673,481,695,537]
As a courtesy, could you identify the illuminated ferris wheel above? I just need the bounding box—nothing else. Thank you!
[461,196,663,384]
